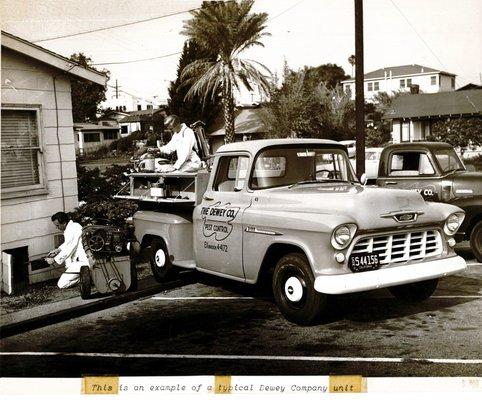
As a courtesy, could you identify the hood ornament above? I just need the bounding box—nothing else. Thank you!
[380,210,424,223]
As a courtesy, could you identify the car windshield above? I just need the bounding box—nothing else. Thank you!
[434,148,465,173]
[250,146,356,189]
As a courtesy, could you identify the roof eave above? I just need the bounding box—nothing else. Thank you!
[2,31,107,86]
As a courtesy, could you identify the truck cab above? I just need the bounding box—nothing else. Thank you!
[126,139,467,325]
[376,142,482,261]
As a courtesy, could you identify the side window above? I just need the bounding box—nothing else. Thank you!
[213,156,249,192]
[389,152,435,176]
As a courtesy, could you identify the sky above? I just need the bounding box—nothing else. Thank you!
[2,0,481,102]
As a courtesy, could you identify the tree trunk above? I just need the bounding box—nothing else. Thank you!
[223,88,236,144]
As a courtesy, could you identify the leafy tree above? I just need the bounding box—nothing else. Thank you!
[70,53,109,122]
[292,63,349,90]
[428,117,482,148]
[181,0,272,143]
[260,63,353,140]
[168,40,221,129]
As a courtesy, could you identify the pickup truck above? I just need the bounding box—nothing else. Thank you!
[376,142,482,261]
[128,139,467,325]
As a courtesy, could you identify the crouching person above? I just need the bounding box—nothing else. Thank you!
[46,212,90,289]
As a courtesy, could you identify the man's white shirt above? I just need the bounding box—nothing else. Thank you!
[158,123,201,170]
[54,220,89,272]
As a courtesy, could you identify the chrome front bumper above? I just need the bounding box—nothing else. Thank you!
[314,255,466,294]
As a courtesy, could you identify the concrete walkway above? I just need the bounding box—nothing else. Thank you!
[0,274,195,339]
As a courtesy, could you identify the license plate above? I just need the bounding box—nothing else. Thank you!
[349,252,381,272]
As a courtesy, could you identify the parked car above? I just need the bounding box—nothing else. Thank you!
[376,141,482,261]
[125,139,467,325]
[346,147,383,184]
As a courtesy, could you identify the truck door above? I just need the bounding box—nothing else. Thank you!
[377,150,442,202]
[193,154,251,279]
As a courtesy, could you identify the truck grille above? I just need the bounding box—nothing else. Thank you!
[351,230,443,265]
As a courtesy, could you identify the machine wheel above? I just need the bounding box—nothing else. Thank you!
[469,220,482,262]
[272,253,327,325]
[149,238,175,283]
[389,279,438,302]
[79,265,91,300]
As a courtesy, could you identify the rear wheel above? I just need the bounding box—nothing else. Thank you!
[149,238,175,283]
[389,278,438,302]
[79,265,91,300]
[272,253,327,325]
[469,220,482,262]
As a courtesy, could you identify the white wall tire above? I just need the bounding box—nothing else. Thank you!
[272,253,327,325]
[149,238,175,283]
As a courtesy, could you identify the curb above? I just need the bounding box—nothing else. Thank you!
[0,273,196,339]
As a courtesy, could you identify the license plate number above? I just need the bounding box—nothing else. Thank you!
[349,253,381,272]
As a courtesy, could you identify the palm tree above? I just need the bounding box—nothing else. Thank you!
[348,54,356,77]
[181,0,271,143]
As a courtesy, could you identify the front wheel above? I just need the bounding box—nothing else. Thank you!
[272,253,327,325]
[469,220,482,262]
[149,238,175,283]
[389,278,438,302]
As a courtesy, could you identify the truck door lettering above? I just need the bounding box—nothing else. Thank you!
[201,201,240,241]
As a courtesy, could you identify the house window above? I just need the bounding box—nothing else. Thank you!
[400,121,410,142]
[103,131,118,140]
[344,84,352,95]
[400,79,406,88]
[451,77,455,89]
[121,125,128,134]
[84,132,101,143]
[374,81,379,91]
[367,82,373,91]
[137,104,142,111]
[407,78,412,86]
[146,105,153,110]
[431,76,437,85]
[1,108,44,191]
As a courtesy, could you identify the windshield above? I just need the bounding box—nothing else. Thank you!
[250,146,356,189]
[434,148,465,173]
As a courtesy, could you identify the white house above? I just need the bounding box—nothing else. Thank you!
[342,64,456,102]
[383,89,482,143]
[101,84,165,113]
[74,123,120,155]
[1,31,107,292]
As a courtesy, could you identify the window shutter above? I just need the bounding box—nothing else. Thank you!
[1,110,41,189]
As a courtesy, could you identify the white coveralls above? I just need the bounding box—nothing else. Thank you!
[157,123,201,172]
[54,220,90,289]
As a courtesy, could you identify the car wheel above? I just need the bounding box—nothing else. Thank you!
[469,220,482,262]
[389,278,438,302]
[149,238,175,283]
[79,265,91,300]
[272,253,327,325]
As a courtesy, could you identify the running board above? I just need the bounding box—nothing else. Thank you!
[174,260,196,269]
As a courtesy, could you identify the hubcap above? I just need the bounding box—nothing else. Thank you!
[154,249,166,268]
[284,276,304,302]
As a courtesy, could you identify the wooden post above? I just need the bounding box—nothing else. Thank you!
[355,0,365,178]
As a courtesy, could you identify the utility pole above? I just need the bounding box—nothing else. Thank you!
[115,79,120,99]
[355,0,365,178]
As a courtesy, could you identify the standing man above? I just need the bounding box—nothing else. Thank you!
[157,115,201,173]
[46,212,91,289]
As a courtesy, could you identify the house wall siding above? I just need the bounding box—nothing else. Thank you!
[1,49,79,283]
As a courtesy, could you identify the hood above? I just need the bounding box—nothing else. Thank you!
[451,171,482,197]
[255,183,455,230]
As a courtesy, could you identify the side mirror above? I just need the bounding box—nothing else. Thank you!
[360,173,367,186]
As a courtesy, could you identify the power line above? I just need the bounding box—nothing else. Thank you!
[92,51,181,66]
[268,0,307,22]
[32,7,200,43]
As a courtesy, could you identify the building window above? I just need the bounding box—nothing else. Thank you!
[103,131,118,140]
[374,81,379,91]
[146,104,153,110]
[121,125,128,134]
[400,79,406,88]
[84,132,101,143]
[451,77,455,89]
[431,76,437,85]
[367,82,373,91]
[1,108,44,191]
[344,84,352,95]
[400,121,410,142]
[137,104,142,111]
[407,78,412,86]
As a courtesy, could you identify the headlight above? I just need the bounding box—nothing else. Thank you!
[331,224,357,250]
[444,213,464,235]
